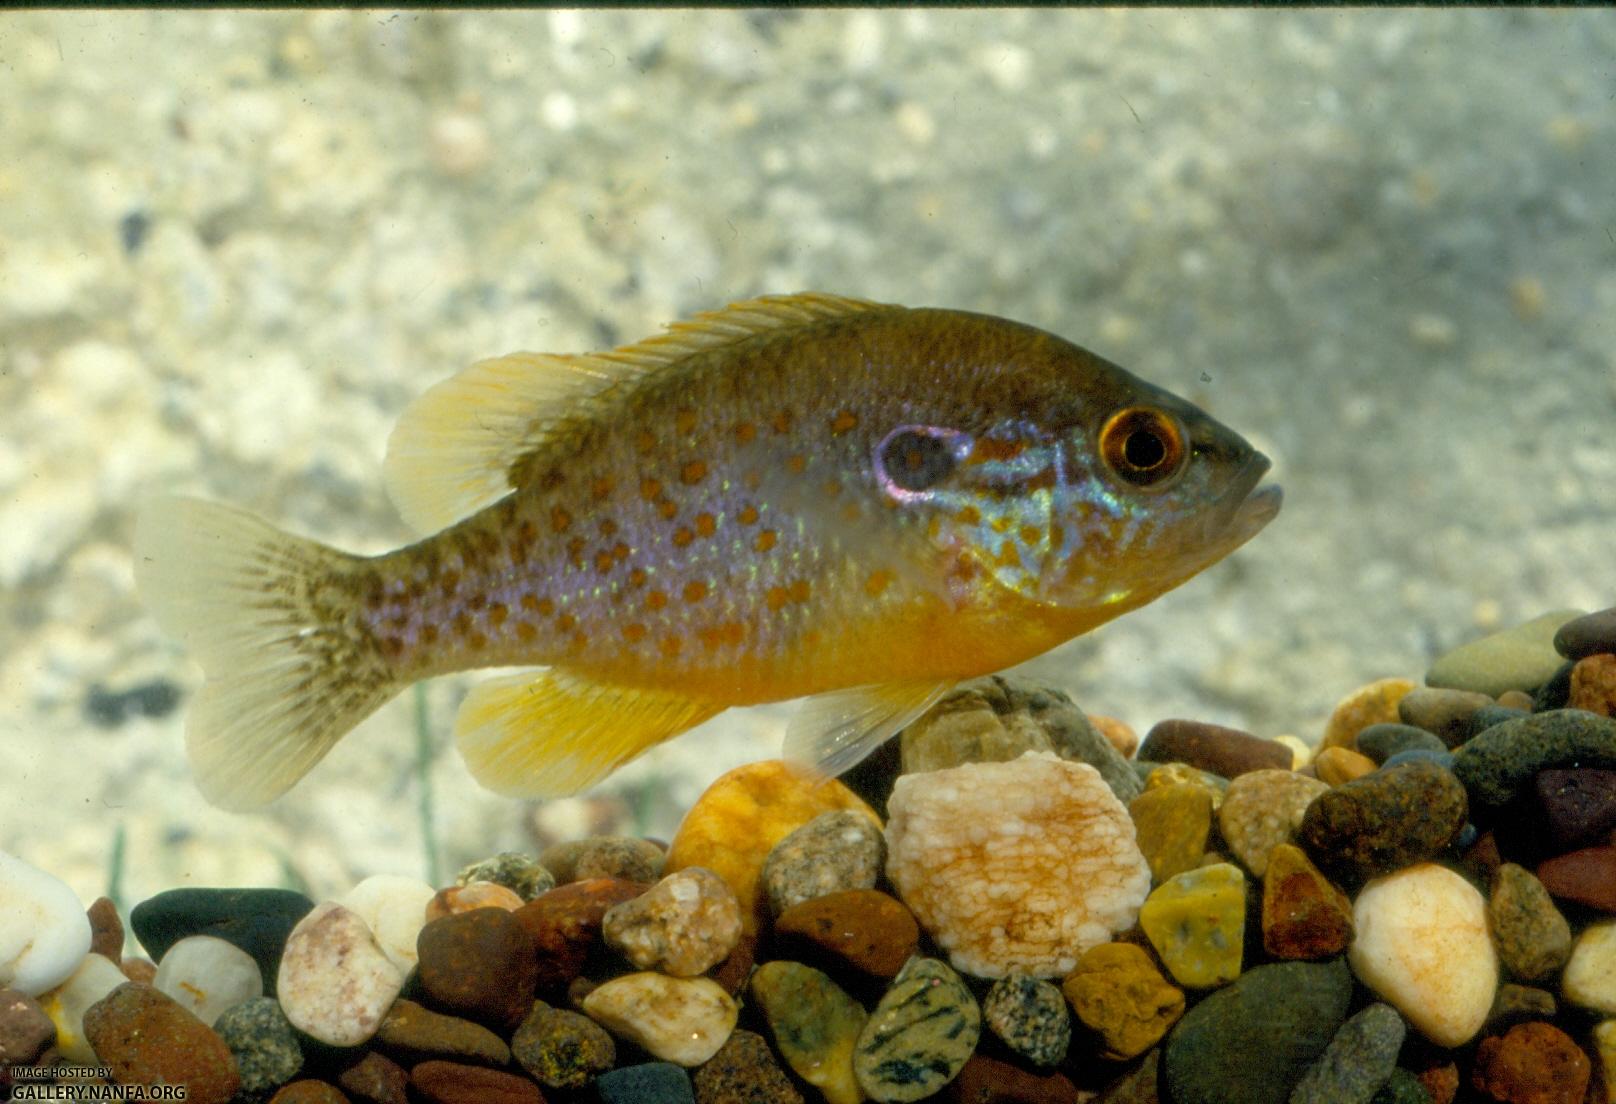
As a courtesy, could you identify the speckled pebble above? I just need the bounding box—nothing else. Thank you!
[0,986,54,1068]
[854,957,979,1103]
[692,1028,803,1104]
[1569,653,1616,716]
[582,972,738,1067]
[1129,782,1214,883]
[1061,941,1184,1061]
[87,896,123,962]
[417,907,540,1033]
[1299,759,1468,885]
[1218,769,1329,877]
[595,1062,695,1104]
[276,902,405,1048]
[1139,863,1246,989]
[540,836,665,885]
[1486,982,1556,1031]
[981,972,1070,1067]
[213,996,303,1103]
[603,867,742,977]
[510,1000,614,1089]
[1454,709,1616,812]
[1321,678,1419,752]
[762,810,885,916]
[334,1051,408,1104]
[1486,863,1571,983]
[456,852,555,902]
[1535,768,1616,852]
[1355,723,1448,764]
[750,960,865,1104]
[1287,1002,1406,1104]
[1144,761,1229,809]
[512,877,647,994]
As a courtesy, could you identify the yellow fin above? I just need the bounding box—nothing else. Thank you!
[453,668,724,798]
[383,292,899,534]
[132,497,400,809]
[784,680,954,778]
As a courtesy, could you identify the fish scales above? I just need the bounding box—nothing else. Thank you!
[133,293,1282,808]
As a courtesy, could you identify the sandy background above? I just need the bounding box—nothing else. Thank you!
[2,9,1613,911]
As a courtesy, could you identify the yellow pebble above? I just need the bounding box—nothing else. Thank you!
[1138,862,1246,989]
[1319,677,1417,751]
[1129,783,1213,885]
[665,760,879,934]
[1061,942,1184,1060]
[1145,762,1227,812]
[1314,746,1377,786]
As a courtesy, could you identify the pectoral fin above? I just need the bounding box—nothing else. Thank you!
[454,668,722,798]
[784,680,954,779]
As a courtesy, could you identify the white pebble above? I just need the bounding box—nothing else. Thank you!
[582,973,737,1067]
[0,849,91,997]
[277,902,405,1047]
[37,953,129,1062]
[337,874,435,975]
[1348,863,1495,1047]
[154,935,263,1027]
[1563,919,1616,1015]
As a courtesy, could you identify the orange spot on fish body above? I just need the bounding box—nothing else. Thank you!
[822,479,842,498]
[589,476,614,500]
[467,631,488,651]
[659,635,683,657]
[786,454,807,474]
[681,460,708,485]
[1019,524,1042,546]
[465,593,486,612]
[699,626,725,651]
[683,580,709,603]
[636,430,656,453]
[623,623,647,643]
[421,624,439,645]
[440,569,461,594]
[628,568,648,588]
[957,505,981,525]
[694,512,717,537]
[673,527,694,548]
[557,613,577,632]
[676,409,698,434]
[488,602,508,627]
[566,536,587,567]
[831,409,859,435]
[659,499,679,520]
[755,530,778,553]
[379,637,404,659]
[594,551,615,573]
[737,504,759,525]
[599,518,618,538]
[722,622,744,645]
[766,585,790,611]
[997,541,1021,568]
[735,422,757,445]
[789,579,811,603]
[550,507,572,533]
[515,621,537,642]
[865,569,894,596]
[842,504,862,523]
[613,541,630,562]
[772,410,793,434]
[640,477,663,501]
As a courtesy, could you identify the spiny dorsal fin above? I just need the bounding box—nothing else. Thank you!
[382,292,898,534]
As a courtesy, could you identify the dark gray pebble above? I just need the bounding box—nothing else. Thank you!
[130,888,314,996]
[1287,1002,1405,1104]
[1356,724,1446,764]
[596,1062,695,1104]
[1532,660,1575,712]
[1380,748,1454,771]
[1467,704,1530,738]
[1485,983,1556,1032]
[213,996,303,1103]
[1299,760,1468,885]
[1451,709,1616,812]
[1554,606,1616,660]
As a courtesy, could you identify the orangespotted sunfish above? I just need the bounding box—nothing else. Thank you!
[134,293,1281,809]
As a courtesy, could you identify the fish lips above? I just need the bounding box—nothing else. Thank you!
[1205,453,1283,551]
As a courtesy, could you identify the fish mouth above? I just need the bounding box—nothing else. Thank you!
[1207,452,1283,550]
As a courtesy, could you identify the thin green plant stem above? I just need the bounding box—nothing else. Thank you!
[414,682,443,887]
[106,821,127,915]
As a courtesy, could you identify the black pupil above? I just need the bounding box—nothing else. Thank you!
[882,430,955,491]
[1123,428,1166,470]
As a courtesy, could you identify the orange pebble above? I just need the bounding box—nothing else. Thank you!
[1314,746,1377,786]
[1088,714,1138,759]
[1569,654,1616,717]
[1319,677,1417,751]
[425,881,526,921]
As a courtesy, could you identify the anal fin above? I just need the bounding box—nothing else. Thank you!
[784,680,954,779]
[454,668,722,799]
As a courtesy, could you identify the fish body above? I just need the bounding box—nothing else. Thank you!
[134,294,1281,809]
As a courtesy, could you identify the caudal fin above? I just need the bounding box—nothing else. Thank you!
[132,497,399,810]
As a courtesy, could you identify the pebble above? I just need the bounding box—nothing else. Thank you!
[1471,1021,1590,1104]
[666,759,880,934]
[416,907,540,1032]
[1535,767,1616,851]
[1397,687,1496,748]
[885,752,1151,978]
[0,987,54,1068]
[374,997,510,1066]
[36,950,128,1061]
[1486,982,1556,1030]
[940,1053,1083,1103]
[1486,863,1572,982]
[1139,862,1246,988]
[1381,748,1455,772]
[268,1082,349,1104]
[1593,1023,1616,1104]
[456,852,556,901]
[338,875,436,975]
[153,934,264,1026]
[425,882,526,921]
[581,973,738,1067]
[1299,759,1468,885]
[130,888,315,996]
[1348,863,1496,1047]
[692,1028,803,1104]
[277,902,406,1048]
[1570,654,1616,716]
[87,896,123,961]
[1288,1002,1406,1104]
[750,961,866,1104]
[1355,723,1448,764]
[1161,957,1352,1104]
[1060,941,1184,1061]
[1262,843,1355,960]
[214,997,304,1102]
[1314,746,1378,785]
[603,867,742,977]
[1144,761,1229,810]
[1218,769,1329,877]
[1089,713,1139,759]
[512,877,647,993]
[1536,844,1616,911]
[1129,782,1213,883]
[1275,734,1314,769]
[1562,920,1616,1014]
[510,1001,615,1089]
[1428,610,1585,695]
[595,1062,695,1104]
[0,849,93,997]
[1321,678,1419,752]
[900,686,1053,773]
[335,1052,408,1104]
[773,889,920,979]
[1373,1069,1436,1104]
[981,972,1071,1067]
[762,810,885,915]
[1137,718,1292,777]
[539,836,665,885]
[408,1060,543,1104]
[1555,606,1616,661]
[82,982,241,1104]
[854,957,979,1103]
[1453,709,1616,812]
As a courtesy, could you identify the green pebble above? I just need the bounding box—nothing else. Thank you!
[1425,609,1584,697]
[1138,862,1246,989]
[751,961,866,1104]
[1452,709,1616,811]
[854,957,979,1103]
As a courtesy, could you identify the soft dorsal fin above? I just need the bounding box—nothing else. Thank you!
[382,292,898,534]
[784,679,954,779]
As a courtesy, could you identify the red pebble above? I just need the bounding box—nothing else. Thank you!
[1536,845,1616,913]
[511,878,647,993]
[1471,1021,1589,1104]
[410,1060,545,1104]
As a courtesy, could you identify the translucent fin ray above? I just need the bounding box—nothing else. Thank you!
[784,680,954,778]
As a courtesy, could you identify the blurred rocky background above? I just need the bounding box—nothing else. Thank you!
[1,9,1612,908]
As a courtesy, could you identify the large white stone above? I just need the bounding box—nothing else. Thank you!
[0,849,91,997]
[581,972,737,1067]
[277,902,405,1047]
[154,934,264,1026]
[1563,920,1616,1015]
[338,874,436,975]
[37,952,129,1062]
[1348,863,1495,1047]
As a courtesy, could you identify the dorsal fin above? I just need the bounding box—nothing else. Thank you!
[382,292,899,534]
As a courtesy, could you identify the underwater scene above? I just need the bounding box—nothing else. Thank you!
[2,8,1615,1102]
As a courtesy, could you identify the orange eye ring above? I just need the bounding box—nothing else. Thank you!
[1099,406,1189,489]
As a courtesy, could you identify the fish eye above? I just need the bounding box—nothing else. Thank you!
[876,425,964,497]
[1099,406,1188,489]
